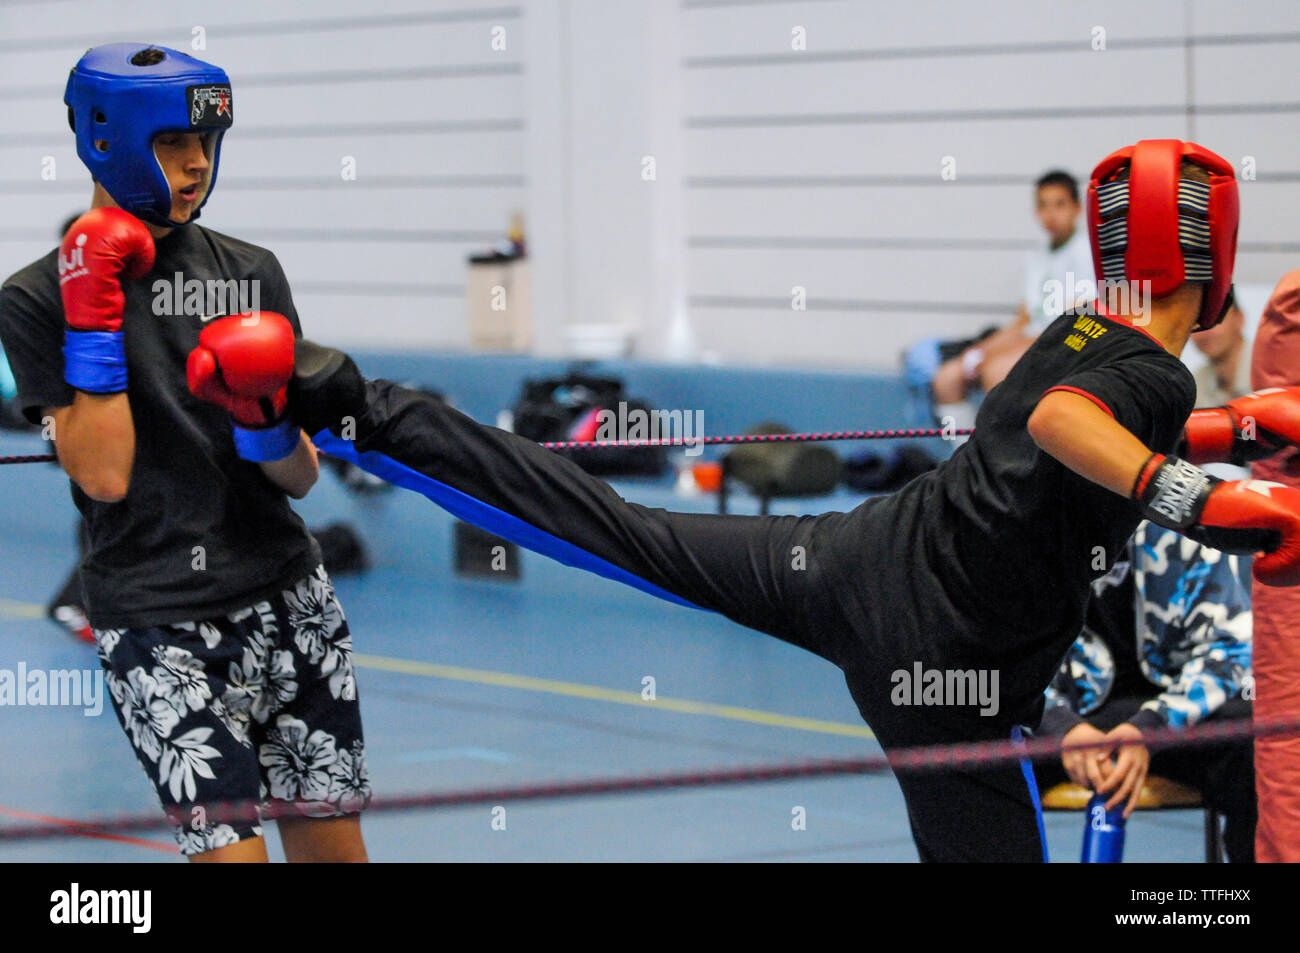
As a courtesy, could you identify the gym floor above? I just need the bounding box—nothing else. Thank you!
[0,415,1216,863]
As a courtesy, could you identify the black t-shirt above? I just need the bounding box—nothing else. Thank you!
[0,224,320,628]
[845,310,1195,724]
[938,310,1195,612]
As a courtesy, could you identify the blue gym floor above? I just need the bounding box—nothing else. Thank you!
[0,362,1214,862]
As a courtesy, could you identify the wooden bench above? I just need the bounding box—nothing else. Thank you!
[1040,777,1224,862]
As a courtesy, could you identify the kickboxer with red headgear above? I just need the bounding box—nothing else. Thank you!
[191,140,1300,861]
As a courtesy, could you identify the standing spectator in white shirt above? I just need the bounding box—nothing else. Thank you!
[932,170,1095,429]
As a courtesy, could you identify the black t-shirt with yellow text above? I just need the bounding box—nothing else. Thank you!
[941,309,1196,612]
[837,309,1197,725]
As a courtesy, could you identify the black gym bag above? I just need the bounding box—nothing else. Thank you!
[510,371,668,477]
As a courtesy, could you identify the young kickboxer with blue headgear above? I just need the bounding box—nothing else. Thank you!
[0,43,371,861]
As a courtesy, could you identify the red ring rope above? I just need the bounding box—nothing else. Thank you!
[1,713,1292,843]
[0,426,967,466]
[540,427,969,450]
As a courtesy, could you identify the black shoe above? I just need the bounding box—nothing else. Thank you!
[48,603,96,645]
[289,340,368,438]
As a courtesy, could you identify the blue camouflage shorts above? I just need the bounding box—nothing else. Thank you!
[94,565,371,855]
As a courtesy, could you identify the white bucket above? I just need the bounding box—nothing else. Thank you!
[564,323,634,360]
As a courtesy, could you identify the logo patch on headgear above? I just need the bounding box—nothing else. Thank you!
[187,84,233,127]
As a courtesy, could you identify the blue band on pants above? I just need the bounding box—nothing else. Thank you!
[1012,724,1049,862]
[311,430,702,610]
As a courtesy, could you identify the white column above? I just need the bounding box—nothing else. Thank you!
[522,0,574,357]
[523,0,690,360]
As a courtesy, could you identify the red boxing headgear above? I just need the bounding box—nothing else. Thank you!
[1088,139,1239,331]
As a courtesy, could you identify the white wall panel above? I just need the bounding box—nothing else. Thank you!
[0,0,526,349]
[678,0,1300,368]
[1,0,1297,368]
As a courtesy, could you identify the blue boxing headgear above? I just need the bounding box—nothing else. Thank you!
[64,43,233,228]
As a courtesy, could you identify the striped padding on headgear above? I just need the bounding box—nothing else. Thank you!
[1094,179,1214,282]
[1087,139,1239,331]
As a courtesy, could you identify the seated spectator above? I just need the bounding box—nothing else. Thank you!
[1189,301,1251,407]
[932,170,1094,428]
[1036,521,1256,861]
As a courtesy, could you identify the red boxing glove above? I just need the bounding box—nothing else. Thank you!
[187,312,295,428]
[1133,453,1300,586]
[59,207,155,333]
[59,207,155,393]
[1180,387,1300,466]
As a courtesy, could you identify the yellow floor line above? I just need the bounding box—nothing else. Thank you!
[354,652,874,739]
[0,596,872,739]
[0,598,46,620]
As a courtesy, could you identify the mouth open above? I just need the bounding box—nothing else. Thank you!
[179,184,200,202]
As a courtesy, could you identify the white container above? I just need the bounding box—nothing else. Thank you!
[564,323,634,360]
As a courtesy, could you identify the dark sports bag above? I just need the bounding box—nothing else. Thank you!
[843,445,938,493]
[721,421,841,514]
[510,371,668,477]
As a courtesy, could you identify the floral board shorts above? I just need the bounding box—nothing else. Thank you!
[94,565,371,856]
